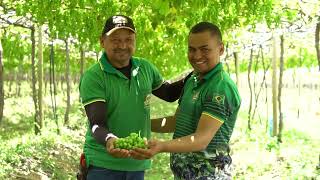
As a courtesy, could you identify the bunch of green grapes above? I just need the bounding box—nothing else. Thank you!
[114,132,147,150]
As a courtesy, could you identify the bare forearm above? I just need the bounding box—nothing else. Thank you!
[160,133,209,153]
[151,116,175,133]
[159,114,222,153]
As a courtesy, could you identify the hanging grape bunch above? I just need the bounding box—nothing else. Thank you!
[114,132,147,150]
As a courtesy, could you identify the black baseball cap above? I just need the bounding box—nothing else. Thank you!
[102,15,135,36]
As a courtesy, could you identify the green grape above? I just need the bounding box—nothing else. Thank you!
[114,132,147,150]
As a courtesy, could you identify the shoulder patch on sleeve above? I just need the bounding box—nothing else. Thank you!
[213,93,225,105]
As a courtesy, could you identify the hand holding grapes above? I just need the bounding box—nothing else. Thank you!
[106,137,131,158]
[107,132,147,159]
[107,132,162,160]
[114,133,147,150]
[130,139,164,160]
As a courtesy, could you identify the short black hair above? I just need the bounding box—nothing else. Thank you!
[189,22,222,42]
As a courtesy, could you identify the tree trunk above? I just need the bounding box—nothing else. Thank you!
[264,46,270,133]
[8,78,12,95]
[278,35,284,142]
[252,46,270,124]
[0,39,4,123]
[60,75,64,93]
[224,43,230,75]
[31,28,40,135]
[247,48,254,130]
[80,47,84,102]
[80,46,84,76]
[16,62,22,97]
[233,52,239,87]
[49,43,59,134]
[272,35,278,137]
[252,51,259,123]
[37,25,44,133]
[44,71,48,96]
[64,39,71,126]
[315,20,320,71]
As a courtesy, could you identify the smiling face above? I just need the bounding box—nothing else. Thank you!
[188,31,224,77]
[100,28,136,68]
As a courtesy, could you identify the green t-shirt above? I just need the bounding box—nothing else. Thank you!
[174,62,241,154]
[79,52,163,171]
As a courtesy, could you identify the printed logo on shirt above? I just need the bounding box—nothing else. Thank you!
[192,91,200,101]
[213,94,225,105]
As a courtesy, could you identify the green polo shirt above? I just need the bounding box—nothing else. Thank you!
[79,52,163,171]
[173,63,241,154]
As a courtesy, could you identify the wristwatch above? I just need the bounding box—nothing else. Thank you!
[105,133,117,143]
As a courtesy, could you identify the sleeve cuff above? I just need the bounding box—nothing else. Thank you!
[82,98,106,106]
[202,112,225,123]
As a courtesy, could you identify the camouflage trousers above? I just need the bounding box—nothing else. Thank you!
[170,152,232,180]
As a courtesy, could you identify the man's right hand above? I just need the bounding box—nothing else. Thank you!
[106,137,131,158]
[130,139,163,160]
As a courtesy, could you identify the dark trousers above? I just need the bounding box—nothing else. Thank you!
[87,166,144,180]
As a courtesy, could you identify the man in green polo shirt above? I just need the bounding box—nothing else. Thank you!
[79,15,188,180]
[131,22,241,179]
